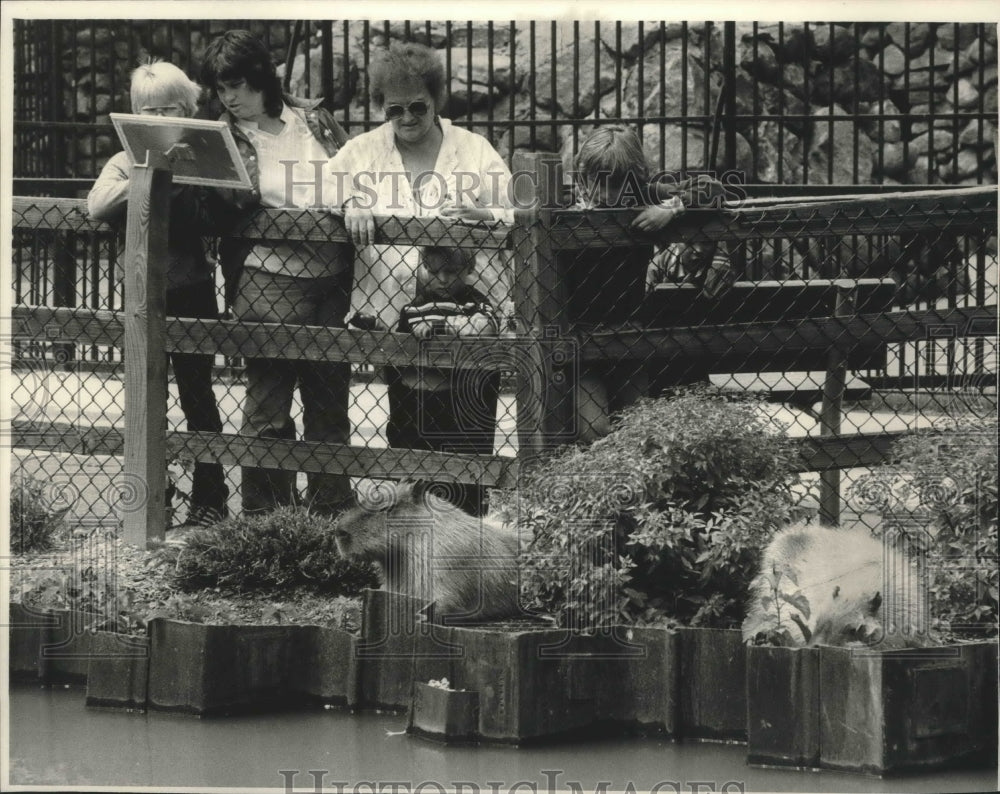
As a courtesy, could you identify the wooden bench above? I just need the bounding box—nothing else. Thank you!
[641,278,897,409]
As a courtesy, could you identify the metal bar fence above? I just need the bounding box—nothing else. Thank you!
[14,20,998,181]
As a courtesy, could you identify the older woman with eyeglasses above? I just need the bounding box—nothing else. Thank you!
[329,41,513,515]
[330,40,514,331]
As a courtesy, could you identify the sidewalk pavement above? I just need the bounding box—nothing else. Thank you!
[11,370,957,528]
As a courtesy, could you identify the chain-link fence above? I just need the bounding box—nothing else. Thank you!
[526,164,997,533]
[8,152,998,544]
[9,190,521,539]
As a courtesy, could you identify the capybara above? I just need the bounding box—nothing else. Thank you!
[742,522,931,648]
[335,480,522,623]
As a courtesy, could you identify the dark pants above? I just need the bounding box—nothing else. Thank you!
[234,268,352,516]
[386,367,500,517]
[166,280,228,512]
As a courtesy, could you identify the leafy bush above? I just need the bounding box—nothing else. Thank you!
[9,472,70,553]
[883,416,998,640]
[517,389,803,630]
[171,507,380,595]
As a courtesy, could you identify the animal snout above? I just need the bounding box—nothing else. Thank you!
[334,527,352,554]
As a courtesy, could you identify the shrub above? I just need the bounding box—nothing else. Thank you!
[882,415,998,640]
[9,472,70,553]
[517,388,802,630]
[171,507,380,595]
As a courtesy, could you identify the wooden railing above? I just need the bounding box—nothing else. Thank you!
[9,159,998,545]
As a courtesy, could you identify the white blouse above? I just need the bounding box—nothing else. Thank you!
[328,118,514,328]
[238,103,351,278]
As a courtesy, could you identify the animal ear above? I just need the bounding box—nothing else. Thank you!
[868,591,883,615]
[409,480,430,505]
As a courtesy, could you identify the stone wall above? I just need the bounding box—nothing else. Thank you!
[730,22,998,185]
[49,21,1000,184]
[58,21,289,175]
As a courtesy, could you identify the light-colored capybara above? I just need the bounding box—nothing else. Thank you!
[335,480,522,623]
[743,522,931,648]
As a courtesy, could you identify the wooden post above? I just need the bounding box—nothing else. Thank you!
[52,232,77,368]
[819,282,854,526]
[122,156,171,547]
[510,151,572,459]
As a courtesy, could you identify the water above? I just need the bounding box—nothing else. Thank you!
[8,684,998,792]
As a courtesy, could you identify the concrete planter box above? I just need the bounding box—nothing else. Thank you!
[351,589,455,712]
[295,625,360,706]
[85,631,150,710]
[446,627,596,743]
[354,616,680,743]
[818,642,998,775]
[746,645,821,769]
[8,603,53,680]
[597,626,679,736]
[746,640,998,775]
[409,682,480,743]
[676,627,747,741]
[146,618,314,715]
[444,625,672,744]
[39,608,108,684]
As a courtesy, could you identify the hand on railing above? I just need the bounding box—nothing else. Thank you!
[348,312,387,332]
[408,314,494,339]
[341,201,376,248]
[631,195,685,233]
[439,193,497,224]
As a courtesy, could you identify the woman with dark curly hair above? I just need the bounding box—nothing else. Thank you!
[201,29,352,517]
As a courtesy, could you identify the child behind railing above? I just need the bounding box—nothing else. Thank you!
[565,127,739,440]
[87,60,232,529]
[352,246,501,517]
[566,125,695,442]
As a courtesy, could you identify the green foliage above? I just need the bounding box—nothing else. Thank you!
[742,561,811,646]
[14,531,130,632]
[170,507,380,595]
[9,472,70,553]
[517,389,803,630]
[888,416,998,640]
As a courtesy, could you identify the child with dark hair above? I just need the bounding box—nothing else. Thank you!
[200,29,353,517]
[199,29,285,119]
[645,173,735,298]
[369,246,501,517]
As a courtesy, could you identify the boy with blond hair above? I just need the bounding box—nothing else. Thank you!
[88,60,233,527]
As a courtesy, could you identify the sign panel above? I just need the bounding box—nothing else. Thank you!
[110,113,252,189]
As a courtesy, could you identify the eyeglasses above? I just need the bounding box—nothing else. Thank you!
[139,105,182,116]
[384,101,429,120]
